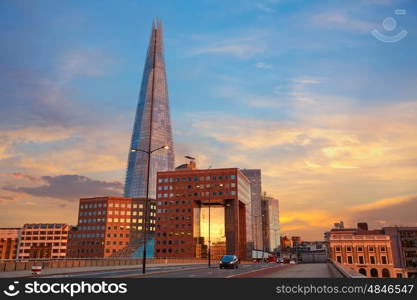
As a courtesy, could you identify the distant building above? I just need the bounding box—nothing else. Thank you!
[154,160,253,260]
[261,194,270,251]
[266,195,280,251]
[18,224,70,259]
[383,227,417,278]
[241,169,263,250]
[291,236,302,248]
[326,222,406,278]
[67,197,156,258]
[280,236,292,250]
[0,228,20,260]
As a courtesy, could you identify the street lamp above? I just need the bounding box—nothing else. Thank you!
[196,182,223,268]
[130,145,169,274]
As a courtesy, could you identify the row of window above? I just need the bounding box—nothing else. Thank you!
[156,216,192,221]
[156,248,186,253]
[79,217,155,224]
[80,203,155,210]
[78,225,106,231]
[19,242,66,247]
[158,183,237,191]
[106,233,130,238]
[21,231,66,235]
[159,224,192,229]
[156,240,187,245]
[20,249,66,253]
[157,190,236,199]
[157,200,192,206]
[155,230,191,236]
[24,224,63,229]
[21,236,65,241]
[157,208,192,214]
[334,246,387,252]
[158,175,236,184]
[336,255,388,264]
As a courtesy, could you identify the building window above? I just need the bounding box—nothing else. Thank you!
[346,246,352,252]
[381,256,387,264]
[370,256,376,264]
[369,246,375,252]
[380,246,386,252]
[359,256,364,264]
[347,256,353,264]
[335,246,341,252]
[336,256,342,263]
[357,246,363,252]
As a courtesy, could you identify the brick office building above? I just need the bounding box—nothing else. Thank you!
[154,160,253,260]
[18,224,70,259]
[67,196,156,258]
[0,228,20,259]
[383,227,417,278]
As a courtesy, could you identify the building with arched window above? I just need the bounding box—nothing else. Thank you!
[326,222,407,278]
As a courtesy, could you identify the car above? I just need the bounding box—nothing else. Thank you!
[219,255,239,269]
[289,260,296,264]
[276,258,285,264]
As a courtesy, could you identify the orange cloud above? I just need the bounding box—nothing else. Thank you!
[350,194,416,212]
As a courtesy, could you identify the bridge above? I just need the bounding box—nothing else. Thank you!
[0,259,359,278]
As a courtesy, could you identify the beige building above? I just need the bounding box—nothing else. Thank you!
[18,223,71,259]
[327,223,406,278]
[0,228,20,259]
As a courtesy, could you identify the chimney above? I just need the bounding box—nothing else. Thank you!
[357,222,368,231]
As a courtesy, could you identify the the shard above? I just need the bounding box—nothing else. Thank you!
[124,20,175,198]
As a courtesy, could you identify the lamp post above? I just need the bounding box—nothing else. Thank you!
[196,182,223,268]
[130,145,169,274]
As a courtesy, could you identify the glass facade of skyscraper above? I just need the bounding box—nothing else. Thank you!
[124,20,175,199]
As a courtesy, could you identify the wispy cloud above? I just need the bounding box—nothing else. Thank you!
[311,12,376,33]
[189,34,268,59]
[256,3,275,13]
[255,62,273,69]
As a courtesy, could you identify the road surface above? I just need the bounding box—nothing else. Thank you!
[39,263,340,278]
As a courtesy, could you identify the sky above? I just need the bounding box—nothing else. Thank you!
[0,0,416,240]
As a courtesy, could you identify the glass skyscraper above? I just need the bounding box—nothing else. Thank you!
[124,20,175,199]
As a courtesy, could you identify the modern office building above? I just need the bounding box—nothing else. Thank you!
[67,196,156,258]
[260,194,270,251]
[124,20,175,199]
[241,169,263,250]
[0,228,20,260]
[154,160,253,260]
[266,195,280,251]
[259,193,280,252]
[326,223,406,278]
[383,227,417,278]
[18,224,70,259]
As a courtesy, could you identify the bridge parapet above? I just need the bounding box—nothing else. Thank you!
[330,260,366,278]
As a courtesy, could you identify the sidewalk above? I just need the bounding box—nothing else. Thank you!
[0,262,204,278]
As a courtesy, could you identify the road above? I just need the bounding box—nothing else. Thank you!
[40,264,206,278]
[39,263,340,278]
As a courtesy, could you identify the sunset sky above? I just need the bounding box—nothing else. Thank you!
[1,0,416,240]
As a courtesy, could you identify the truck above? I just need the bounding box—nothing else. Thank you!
[252,250,269,262]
